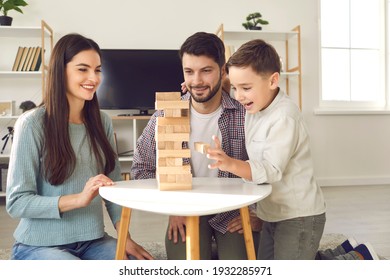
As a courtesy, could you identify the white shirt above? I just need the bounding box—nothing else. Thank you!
[245,91,326,222]
[189,105,222,177]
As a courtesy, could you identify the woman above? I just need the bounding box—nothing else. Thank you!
[6,33,152,260]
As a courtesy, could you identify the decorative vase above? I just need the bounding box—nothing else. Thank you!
[0,16,13,26]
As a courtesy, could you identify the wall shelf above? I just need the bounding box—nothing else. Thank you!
[0,25,52,38]
[0,20,54,97]
[221,30,298,42]
[0,71,42,77]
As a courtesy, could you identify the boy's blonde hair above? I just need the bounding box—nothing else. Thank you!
[226,39,281,77]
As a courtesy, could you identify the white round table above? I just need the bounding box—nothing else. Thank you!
[99,177,271,260]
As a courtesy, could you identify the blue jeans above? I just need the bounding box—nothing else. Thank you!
[258,213,326,260]
[11,234,119,260]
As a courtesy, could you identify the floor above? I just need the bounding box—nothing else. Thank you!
[1,184,389,259]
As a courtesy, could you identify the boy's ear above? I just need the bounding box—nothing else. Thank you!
[221,64,231,93]
[270,72,280,89]
[221,64,227,77]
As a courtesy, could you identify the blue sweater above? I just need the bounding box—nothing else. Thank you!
[6,107,122,246]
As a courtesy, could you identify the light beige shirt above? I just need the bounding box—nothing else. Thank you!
[245,91,326,222]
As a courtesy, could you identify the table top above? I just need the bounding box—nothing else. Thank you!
[99,177,271,216]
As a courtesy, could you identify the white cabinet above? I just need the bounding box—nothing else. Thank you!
[216,24,302,109]
[111,115,151,180]
[0,156,9,197]
[0,20,53,196]
[0,20,53,150]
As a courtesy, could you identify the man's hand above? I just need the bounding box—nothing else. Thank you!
[226,211,263,234]
[167,216,187,243]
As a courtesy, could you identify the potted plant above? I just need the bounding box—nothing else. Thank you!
[0,0,28,26]
[242,12,269,30]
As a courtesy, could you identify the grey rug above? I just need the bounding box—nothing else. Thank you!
[0,233,349,260]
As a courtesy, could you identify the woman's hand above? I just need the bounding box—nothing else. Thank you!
[125,236,154,260]
[77,174,114,208]
[58,174,114,213]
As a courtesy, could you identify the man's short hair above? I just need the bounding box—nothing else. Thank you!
[179,32,225,68]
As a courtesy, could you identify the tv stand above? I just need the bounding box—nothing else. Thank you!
[133,109,152,116]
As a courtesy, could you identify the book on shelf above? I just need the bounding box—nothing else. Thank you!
[12,46,24,71]
[24,46,38,71]
[23,46,35,71]
[31,47,43,71]
[21,47,33,71]
[16,47,30,71]
[10,46,44,72]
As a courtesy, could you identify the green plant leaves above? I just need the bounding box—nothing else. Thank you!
[0,0,28,16]
[242,12,269,30]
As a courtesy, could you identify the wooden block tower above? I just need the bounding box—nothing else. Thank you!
[155,92,192,190]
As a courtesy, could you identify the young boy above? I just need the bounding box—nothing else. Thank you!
[207,39,327,260]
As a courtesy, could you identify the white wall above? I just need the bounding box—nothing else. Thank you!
[2,0,390,186]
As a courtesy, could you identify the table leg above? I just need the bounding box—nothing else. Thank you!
[186,216,200,260]
[115,207,132,260]
[240,206,256,260]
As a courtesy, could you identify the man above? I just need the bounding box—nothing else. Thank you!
[131,32,261,259]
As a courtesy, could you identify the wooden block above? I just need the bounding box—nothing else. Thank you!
[158,141,183,150]
[165,158,183,166]
[167,158,183,166]
[174,125,190,133]
[194,142,210,154]
[157,125,173,134]
[164,108,185,117]
[156,92,181,101]
[157,149,191,158]
[175,173,192,184]
[166,126,175,133]
[155,92,192,191]
[156,174,192,190]
[157,174,177,183]
[157,124,190,133]
[156,117,190,133]
[158,182,192,191]
[156,132,189,142]
[157,157,183,167]
[157,157,167,167]
[156,125,166,133]
[157,165,191,175]
[155,100,189,110]
[157,117,190,126]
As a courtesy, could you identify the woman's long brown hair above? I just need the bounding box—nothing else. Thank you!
[43,34,116,185]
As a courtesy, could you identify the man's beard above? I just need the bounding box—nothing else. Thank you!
[188,75,222,103]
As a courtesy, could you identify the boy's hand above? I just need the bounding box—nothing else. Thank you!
[207,135,234,171]
[181,82,187,93]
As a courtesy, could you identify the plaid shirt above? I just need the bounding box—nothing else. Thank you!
[131,91,249,233]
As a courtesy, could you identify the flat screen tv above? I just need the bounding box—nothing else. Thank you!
[96,49,184,115]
